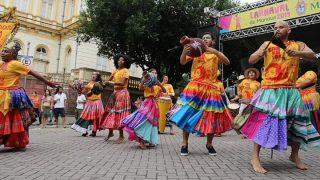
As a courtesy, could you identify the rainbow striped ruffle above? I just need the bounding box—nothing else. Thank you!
[300,90,320,134]
[100,89,131,130]
[168,81,232,135]
[241,88,320,150]
[122,97,159,144]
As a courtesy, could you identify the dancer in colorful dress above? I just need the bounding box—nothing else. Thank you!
[168,32,232,156]
[215,70,227,137]
[122,69,166,149]
[231,68,260,115]
[0,43,56,149]
[101,54,131,143]
[296,61,320,133]
[71,72,105,137]
[241,20,320,173]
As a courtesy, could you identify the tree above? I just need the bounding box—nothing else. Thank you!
[78,0,239,84]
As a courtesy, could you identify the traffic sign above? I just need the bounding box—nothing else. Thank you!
[20,55,33,66]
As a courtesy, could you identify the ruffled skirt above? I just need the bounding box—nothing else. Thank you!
[71,99,104,134]
[0,88,35,148]
[100,89,131,130]
[167,81,232,135]
[241,88,320,151]
[122,97,159,144]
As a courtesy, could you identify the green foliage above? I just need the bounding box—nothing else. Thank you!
[78,0,239,84]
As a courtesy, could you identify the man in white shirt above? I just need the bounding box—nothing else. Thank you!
[75,92,86,121]
[53,86,67,128]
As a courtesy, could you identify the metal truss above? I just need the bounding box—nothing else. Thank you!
[220,13,320,41]
[219,0,285,16]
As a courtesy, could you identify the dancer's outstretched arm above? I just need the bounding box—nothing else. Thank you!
[29,70,56,87]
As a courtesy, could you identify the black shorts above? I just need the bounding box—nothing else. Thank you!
[54,108,65,118]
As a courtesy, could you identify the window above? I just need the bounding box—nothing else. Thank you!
[35,47,47,59]
[70,0,75,18]
[33,46,49,73]
[14,0,28,12]
[63,47,72,72]
[42,0,53,19]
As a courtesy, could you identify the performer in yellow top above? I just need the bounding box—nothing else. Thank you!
[122,69,166,149]
[168,32,232,156]
[159,75,175,135]
[215,70,224,95]
[101,54,131,144]
[0,43,56,149]
[232,68,260,114]
[296,61,320,134]
[215,70,227,137]
[241,20,320,173]
[161,76,175,97]
[71,72,105,137]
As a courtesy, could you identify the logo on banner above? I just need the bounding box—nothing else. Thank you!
[296,0,306,16]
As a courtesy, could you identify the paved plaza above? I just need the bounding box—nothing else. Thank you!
[0,127,319,180]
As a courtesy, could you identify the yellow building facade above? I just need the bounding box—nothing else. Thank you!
[0,0,143,82]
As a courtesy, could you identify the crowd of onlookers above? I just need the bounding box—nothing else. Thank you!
[29,87,145,128]
[29,86,68,128]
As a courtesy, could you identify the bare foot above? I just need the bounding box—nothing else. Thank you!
[114,138,125,144]
[290,155,308,170]
[251,157,267,174]
[104,133,114,141]
[138,143,146,150]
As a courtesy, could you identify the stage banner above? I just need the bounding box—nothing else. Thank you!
[0,22,16,51]
[219,0,320,33]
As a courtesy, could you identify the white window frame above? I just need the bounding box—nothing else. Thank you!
[70,0,75,18]
[41,0,53,19]
[14,0,28,12]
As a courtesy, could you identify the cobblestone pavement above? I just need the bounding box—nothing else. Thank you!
[0,127,319,180]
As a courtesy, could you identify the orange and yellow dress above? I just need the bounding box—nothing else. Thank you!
[237,78,260,113]
[296,71,320,133]
[168,52,232,135]
[0,60,34,148]
[101,68,131,130]
[237,79,260,101]
[241,41,320,150]
[71,81,105,134]
[122,85,162,145]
